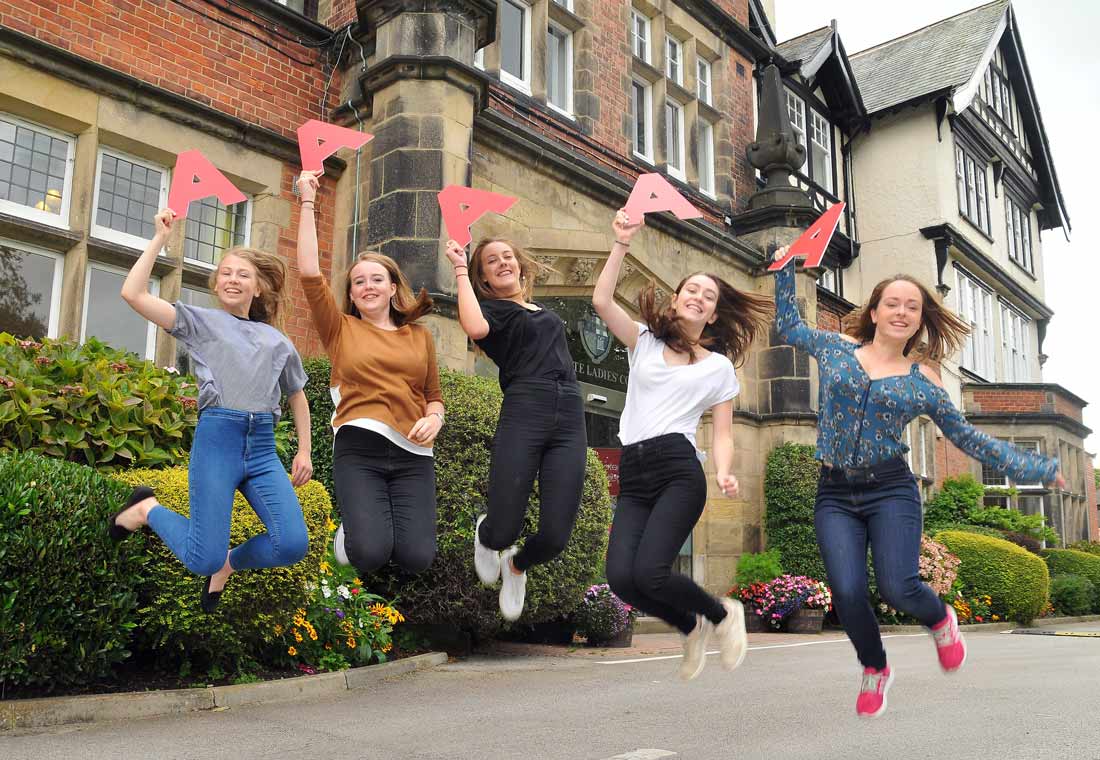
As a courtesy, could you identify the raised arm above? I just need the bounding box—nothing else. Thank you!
[121,209,177,331]
[771,247,842,359]
[445,239,490,340]
[295,170,322,278]
[920,366,1062,486]
[592,208,642,349]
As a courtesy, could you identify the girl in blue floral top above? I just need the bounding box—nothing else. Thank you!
[773,248,1062,718]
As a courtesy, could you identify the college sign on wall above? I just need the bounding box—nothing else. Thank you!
[540,297,629,394]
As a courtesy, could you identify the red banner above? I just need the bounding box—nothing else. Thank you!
[594,447,621,497]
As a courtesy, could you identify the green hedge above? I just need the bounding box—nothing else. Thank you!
[1050,575,1095,617]
[763,443,824,582]
[1041,549,1100,613]
[936,530,1050,623]
[0,334,196,469]
[114,467,332,674]
[1068,541,1100,557]
[300,356,337,504]
[0,452,146,690]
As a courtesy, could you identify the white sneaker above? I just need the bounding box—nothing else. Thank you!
[498,547,527,621]
[474,514,501,586]
[714,598,748,671]
[678,615,712,681]
[333,524,350,566]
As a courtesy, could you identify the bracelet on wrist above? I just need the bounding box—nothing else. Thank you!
[615,239,630,246]
[300,200,315,208]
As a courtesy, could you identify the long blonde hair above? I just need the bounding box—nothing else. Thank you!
[841,274,970,362]
[207,246,289,330]
[343,252,433,325]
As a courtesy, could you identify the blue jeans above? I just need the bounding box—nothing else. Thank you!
[147,408,309,576]
[814,458,947,670]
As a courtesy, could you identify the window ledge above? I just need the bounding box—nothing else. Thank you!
[698,99,722,123]
[665,79,694,104]
[88,237,175,277]
[959,215,995,244]
[0,212,82,253]
[1009,258,1037,281]
[631,57,663,85]
[548,1,584,32]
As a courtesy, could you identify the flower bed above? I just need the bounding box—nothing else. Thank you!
[573,584,638,645]
[734,574,832,631]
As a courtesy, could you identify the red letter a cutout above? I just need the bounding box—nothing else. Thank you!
[437,185,518,248]
[167,151,247,219]
[767,202,846,271]
[297,119,374,174]
[623,173,703,221]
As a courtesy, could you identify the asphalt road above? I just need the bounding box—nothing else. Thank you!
[5,623,1100,760]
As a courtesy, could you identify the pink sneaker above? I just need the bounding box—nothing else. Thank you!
[856,666,894,718]
[931,605,967,672]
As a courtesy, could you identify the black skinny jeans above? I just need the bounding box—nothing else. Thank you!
[606,433,726,635]
[477,378,587,572]
[333,426,437,575]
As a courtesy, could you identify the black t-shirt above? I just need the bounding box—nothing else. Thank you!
[475,299,576,390]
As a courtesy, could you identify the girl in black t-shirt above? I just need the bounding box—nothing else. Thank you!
[446,237,587,621]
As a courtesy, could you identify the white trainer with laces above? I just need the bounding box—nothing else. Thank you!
[498,546,527,621]
[474,514,502,585]
[333,524,350,566]
[714,598,748,671]
[678,615,713,681]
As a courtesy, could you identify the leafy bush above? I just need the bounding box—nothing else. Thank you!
[923,475,985,530]
[1049,575,1095,617]
[1068,541,1100,557]
[937,530,1050,623]
[1001,531,1042,554]
[573,584,637,642]
[114,467,332,674]
[360,368,612,637]
[928,523,1004,540]
[298,356,337,503]
[967,506,1058,545]
[0,334,196,469]
[734,549,784,588]
[0,452,146,691]
[1041,549,1100,613]
[763,443,824,582]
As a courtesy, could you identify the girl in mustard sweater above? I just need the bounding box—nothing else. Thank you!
[296,170,445,575]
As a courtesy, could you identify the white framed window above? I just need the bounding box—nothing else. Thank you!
[1005,196,1033,273]
[665,36,682,85]
[631,9,651,64]
[82,261,159,359]
[1013,441,1043,488]
[918,422,929,478]
[664,99,685,181]
[810,109,833,193]
[696,58,712,105]
[817,265,841,296]
[92,149,169,250]
[698,120,715,198]
[175,285,219,375]
[0,114,74,229]
[1000,304,1030,383]
[956,268,994,379]
[785,89,806,148]
[955,145,989,234]
[903,423,914,470]
[183,197,250,267]
[546,23,574,117]
[0,239,64,339]
[631,79,653,164]
[474,47,485,70]
[499,0,532,94]
[551,0,572,9]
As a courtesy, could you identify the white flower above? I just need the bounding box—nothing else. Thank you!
[305,582,317,592]
[322,585,333,599]
[337,585,350,600]
[165,366,179,374]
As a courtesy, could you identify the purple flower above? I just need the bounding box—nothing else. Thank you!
[335,609,345,619]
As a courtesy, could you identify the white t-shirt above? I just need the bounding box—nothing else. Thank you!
[618,323,740,454]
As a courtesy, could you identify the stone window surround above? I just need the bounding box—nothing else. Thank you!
[0,112,76,231]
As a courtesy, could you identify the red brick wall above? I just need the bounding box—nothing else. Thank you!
[968,389,1046,414]
[280,165,339,354]
[816,298,844,332]
[1054,394,1083,423]
[934,437,974,488]
[0,0,343,139]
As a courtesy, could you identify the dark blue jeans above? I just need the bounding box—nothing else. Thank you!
[147,408,309,576]
[607,433,726,635]
[479,378,587,572]
[815,458,947,670]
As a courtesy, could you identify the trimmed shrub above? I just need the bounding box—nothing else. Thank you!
[1049,575,1095,617]
[298,356,337,503]
[362,368,612,637]
[114,467,332,674]
[734,549,784,588]
[923,475,984,530]
[967,506,1058,545]
[1041,549,1100,612]
[0,452,146,690]
[1068,541,1100,557]
[0,334,196,469]
[763,443,824,582]
[936,530,1049,623]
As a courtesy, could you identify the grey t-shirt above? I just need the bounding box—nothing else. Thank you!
[169,303,307,417]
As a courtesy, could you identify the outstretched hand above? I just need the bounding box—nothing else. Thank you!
[612,208,644,245]
[445,239,468,270]
[153,208,176,238]
[296,170,320,203]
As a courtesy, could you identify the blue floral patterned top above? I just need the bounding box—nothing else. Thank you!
[774,264,1057,483]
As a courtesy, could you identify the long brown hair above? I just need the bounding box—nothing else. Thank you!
[343,252,433,325]
[468,238,550,302]
[841,274,970,362]
[207,247,289,330]
[638,272,774,366]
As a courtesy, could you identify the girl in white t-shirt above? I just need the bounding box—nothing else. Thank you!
[593,208,772,681]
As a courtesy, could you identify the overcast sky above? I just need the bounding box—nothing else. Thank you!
[775,0,1100,464]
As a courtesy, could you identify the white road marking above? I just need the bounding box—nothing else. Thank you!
[594,633,926,665]
[601,750,678,759]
